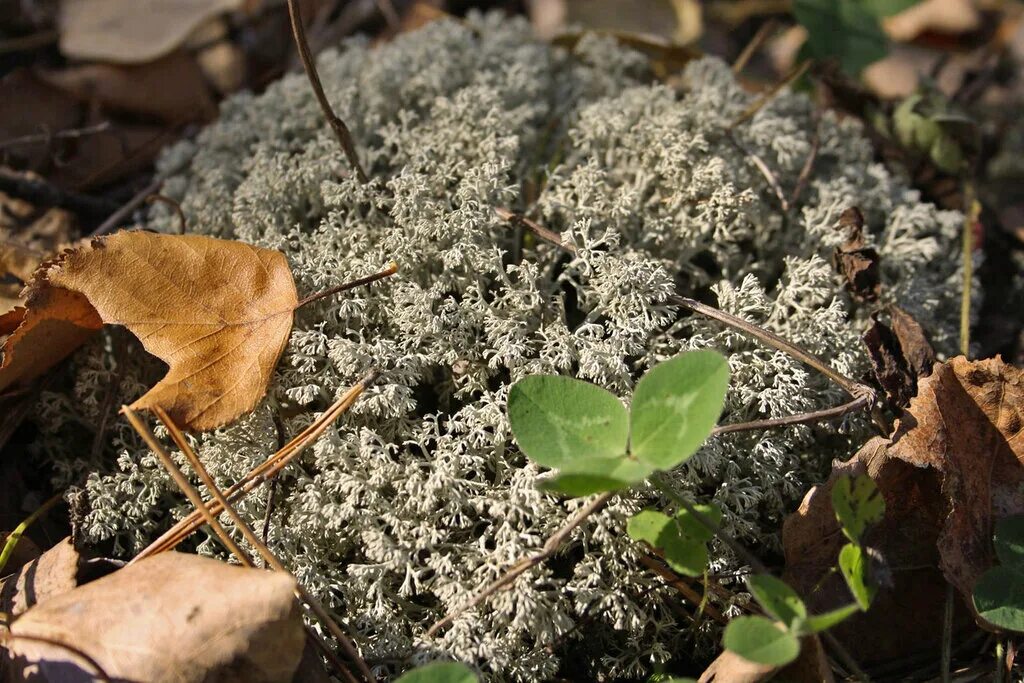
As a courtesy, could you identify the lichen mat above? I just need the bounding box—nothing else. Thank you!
[38,12,965,681]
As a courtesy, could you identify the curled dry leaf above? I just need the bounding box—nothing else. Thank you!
[0,190,75,314]
[0,537,118,618]
[3,552,304,683]
[59,0,245,64]
[0,231,298,431]
[862,305,936,410]
[831,207,880,303]
[783,356,1023,661]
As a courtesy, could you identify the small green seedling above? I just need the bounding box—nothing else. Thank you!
[724,474,885,667]
[831,474,886,610]
[973,514,1024,632]
[627,504,722,577]
[724,575,859,666]
[507,350,730,497]
[394,662,478,683]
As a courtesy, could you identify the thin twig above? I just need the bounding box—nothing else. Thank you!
[89,156,192,236]
[711,392,871,437]
[737,140,789,212]
[261,479,279,549]
[152,407,374,683]
[637,554,727,625]
[789,121,821,208]
[296,261,399,308]
[287,0,369,184]
[0,29,58,55]
[732,19,778,74]
[131,369,377,562]
[426,491,615,637]
[731,59,811,129]
[0,168,118,217]
[495,207,874,400]
[145,194,187,234]
[125,408,362,683]
[960,182,978,357]
[0,122,111,151]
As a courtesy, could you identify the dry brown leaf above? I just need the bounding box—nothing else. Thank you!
[1,538,80,618]
[0,189,75,314]
[883,0,981,43]
[862,306,935,410]
[831,207,880,303]
[4,552,304,683]
[59,0,245,64]
[0,70,81,172]
[40,51,217,125]
[0,231,298,431]
[782,356,1023,661]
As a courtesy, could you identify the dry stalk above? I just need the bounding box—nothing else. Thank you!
[131,369,377,562]
[287,0,369,184]
[124,406,372,683]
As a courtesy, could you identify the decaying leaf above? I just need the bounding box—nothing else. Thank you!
[59,0,245,64]
[3,552,305,683]
[783,356,1024,661]
[831,207,880,303]
[0,537,118,618]
[862,306,935,410]
[0,190,75,314]
[0,231,298,431]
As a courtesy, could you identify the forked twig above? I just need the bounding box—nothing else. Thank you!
[425,491,615,637]
[731,59,811,129]
[732,19,779,74]
[287,0,369,184]
[131,369,378,562]
[297,261,399,308]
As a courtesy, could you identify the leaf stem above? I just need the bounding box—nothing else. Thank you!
[287,0,369,184]
[295,262,399,309]
[960,181,978,358]
[0,492,63,575]
[941,582,954,683]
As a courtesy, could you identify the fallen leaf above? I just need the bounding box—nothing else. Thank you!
[862,307,935,410]
[40,51,217,125]
[59,0,245,64]
[3,552,304,683]
[0,537,117,618]
[783,356,1023,660]
[0,231,298,431]
[0,189,75,314]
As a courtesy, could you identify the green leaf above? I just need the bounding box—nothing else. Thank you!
[839,543,877,610]
[804,603,861,634]
[973,566,1024,632]
[627,509,710,577]
[395,662,479,683]
[541,457,657,496]
[723,615,801,666]
[792,0,889,76]
[508,375,628,469]
[831,474,885,543]
[995,515,1024,567]
[745,574,807,628]
[671,503,722,543]
[629,350,730,470]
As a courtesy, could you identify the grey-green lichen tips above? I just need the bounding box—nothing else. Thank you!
[39,11,964,682]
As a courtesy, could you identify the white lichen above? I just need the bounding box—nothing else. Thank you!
[36,13,963,681]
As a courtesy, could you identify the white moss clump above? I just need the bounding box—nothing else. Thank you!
[39,13,963,681]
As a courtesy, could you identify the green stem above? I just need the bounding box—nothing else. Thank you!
[995,637,1006,683]
[0,492,63,574]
